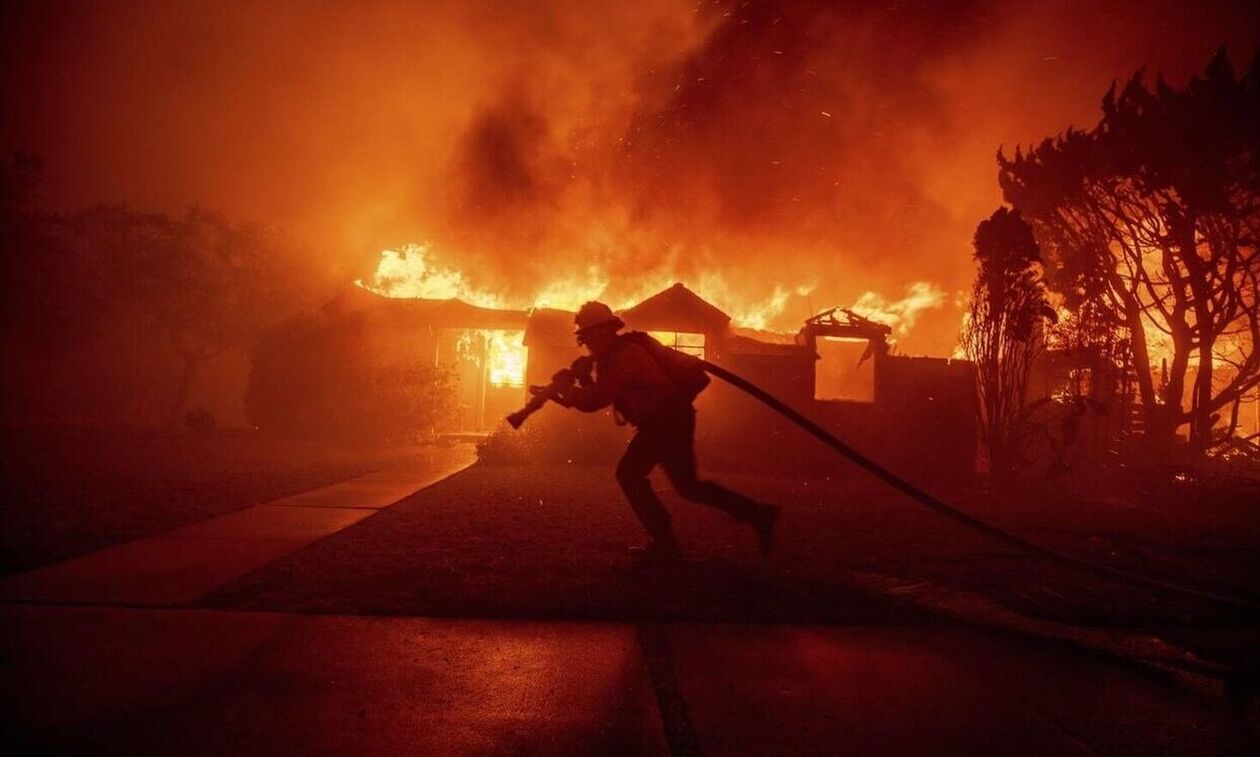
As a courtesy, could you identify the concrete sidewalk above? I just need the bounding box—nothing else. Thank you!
[1,605,1251,755]
[0,445,475,606]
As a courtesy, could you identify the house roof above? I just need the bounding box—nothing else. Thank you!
[524,307,578,347]
[326,286,530,331]
[619,282,731,334]
[800,307,892,342]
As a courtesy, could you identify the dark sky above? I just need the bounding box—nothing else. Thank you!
[3,0,1258,349]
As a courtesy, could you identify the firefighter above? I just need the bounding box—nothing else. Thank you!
[544,301,779,562]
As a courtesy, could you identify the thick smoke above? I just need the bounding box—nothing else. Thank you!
[3,0,1257,351]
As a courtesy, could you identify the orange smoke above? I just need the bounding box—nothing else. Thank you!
[5,2,1257,354]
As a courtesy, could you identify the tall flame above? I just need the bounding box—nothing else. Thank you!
[361,245,828,330]
[850,282,946,337]
[360,244,946,347]
[360,244,506,309]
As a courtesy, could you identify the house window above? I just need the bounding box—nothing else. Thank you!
[815,337,875,402]
[649,331,706,359]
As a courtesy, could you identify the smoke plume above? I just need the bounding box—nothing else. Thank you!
[3,0,1257,351]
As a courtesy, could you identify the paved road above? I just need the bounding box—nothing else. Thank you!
[0,445,475,605]
[2,605,1252,755]
[1,446,1253,754]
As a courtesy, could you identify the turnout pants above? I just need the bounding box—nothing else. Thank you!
[616,405,762,543]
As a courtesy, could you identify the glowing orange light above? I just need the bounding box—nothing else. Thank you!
[485,330,526,387]
[358,245,948,347]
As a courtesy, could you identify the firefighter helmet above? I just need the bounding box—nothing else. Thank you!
[574,301,625,334]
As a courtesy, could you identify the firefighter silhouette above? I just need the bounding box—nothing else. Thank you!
[543,301,779,562]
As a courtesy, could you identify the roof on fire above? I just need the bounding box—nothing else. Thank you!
[620,282,731,334]
[325,286,529,330]
[523,307,576,347]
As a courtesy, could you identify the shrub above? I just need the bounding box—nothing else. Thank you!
[246,313,457,443]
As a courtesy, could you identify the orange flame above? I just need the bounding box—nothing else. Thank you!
[485,330,527,387]
[360,245,946,348]
[454,328,527,388]
[850,282,946,338]
[359,244,506,308]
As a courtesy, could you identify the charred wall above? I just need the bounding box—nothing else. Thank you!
[700,351,977,486]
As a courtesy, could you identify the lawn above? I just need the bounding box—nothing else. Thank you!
[205,461,1260,636]
[0,426,423,574]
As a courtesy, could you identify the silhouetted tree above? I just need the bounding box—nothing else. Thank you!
[1,152,115,370]
[153,210,316,425]
[0,150,42,212]
[961,207,1055,483]
[246,312,457,442]
[999,49,1260,453]
[2,157,328,426]
[57,206,318,425]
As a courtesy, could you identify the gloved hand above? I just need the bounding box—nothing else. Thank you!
[551,368,577,388]
[570,355,594,382]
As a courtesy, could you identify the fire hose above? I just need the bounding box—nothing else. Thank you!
[508,359,1260,612]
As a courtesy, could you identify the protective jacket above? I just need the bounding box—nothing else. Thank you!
[562,334,683,426]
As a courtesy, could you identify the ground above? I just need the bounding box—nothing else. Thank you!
[3,446,1258,753]
[204,462,1260,669]
[0,427,421,574]
[5,605,1254,756]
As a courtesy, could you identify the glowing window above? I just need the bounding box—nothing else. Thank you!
[454,329,527,387]
[649,331,706,359]
[815,337,874,402]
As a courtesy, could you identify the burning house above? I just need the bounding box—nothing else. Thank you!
[315,286,530,433]
[268,282,976,482]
